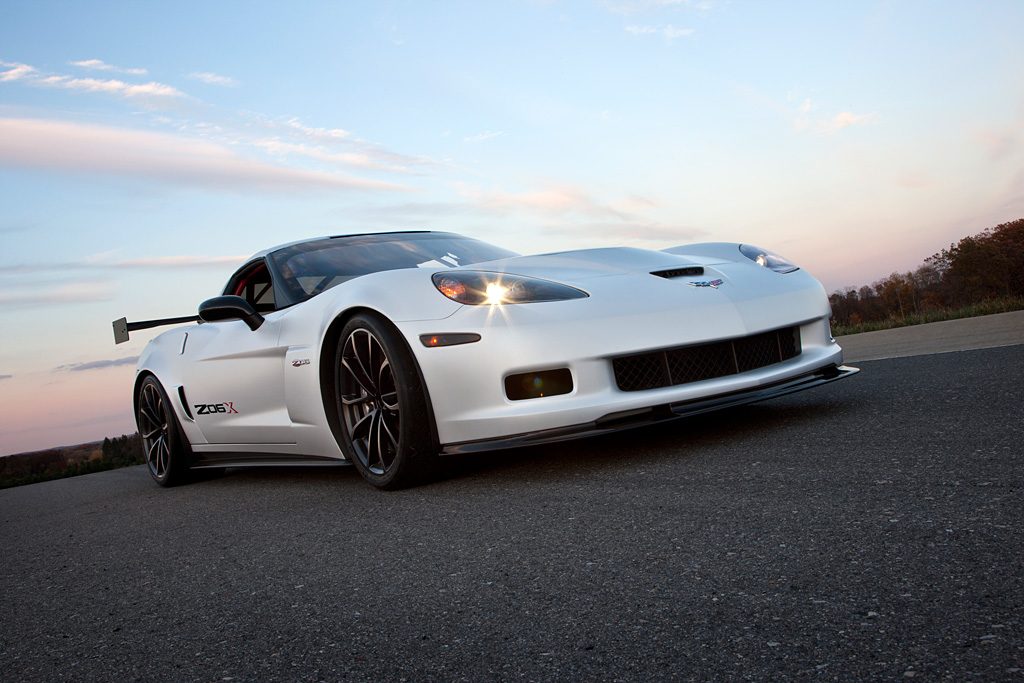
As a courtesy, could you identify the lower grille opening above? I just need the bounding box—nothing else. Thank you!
[612,326,802,392]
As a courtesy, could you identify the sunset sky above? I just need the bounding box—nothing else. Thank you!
[2,0,1022,455]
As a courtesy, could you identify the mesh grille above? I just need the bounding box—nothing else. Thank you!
[735,330,780,373]
[613,326,801,392]
[611,353,668,392]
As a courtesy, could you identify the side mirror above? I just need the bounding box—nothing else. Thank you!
[198,296,265,331]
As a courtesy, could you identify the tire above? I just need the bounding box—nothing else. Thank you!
[136,375,193,487]
[335,314,438,489]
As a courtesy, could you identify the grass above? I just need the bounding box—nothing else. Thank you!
[832,296,1024,337]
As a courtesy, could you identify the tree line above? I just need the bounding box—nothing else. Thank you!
[829,218,1024,330]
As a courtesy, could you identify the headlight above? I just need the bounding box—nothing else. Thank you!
[432,271,588,305]
[739,245,799,274]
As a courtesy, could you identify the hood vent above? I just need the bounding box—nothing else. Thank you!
[652,266,704,279]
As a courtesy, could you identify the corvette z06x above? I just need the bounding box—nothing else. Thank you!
[115,231,857,489]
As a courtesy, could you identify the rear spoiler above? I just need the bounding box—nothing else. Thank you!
[112,316,199,344]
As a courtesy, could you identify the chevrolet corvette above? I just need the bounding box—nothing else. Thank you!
[114,231,857,489]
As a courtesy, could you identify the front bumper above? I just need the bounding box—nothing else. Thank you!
[441,363,859,454]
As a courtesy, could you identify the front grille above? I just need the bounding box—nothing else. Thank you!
[612,326,801,392]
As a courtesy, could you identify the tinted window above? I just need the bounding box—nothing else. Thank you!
[224,261,275,312]
[267,232,518,306]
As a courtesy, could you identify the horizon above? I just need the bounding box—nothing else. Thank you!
[2,1,1023,455]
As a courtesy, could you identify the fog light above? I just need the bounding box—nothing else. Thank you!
[505,368,573,401]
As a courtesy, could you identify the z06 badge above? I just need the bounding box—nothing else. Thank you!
[195,402,238,415]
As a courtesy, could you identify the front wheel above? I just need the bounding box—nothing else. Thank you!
[136,376,192,487]
[336,314,438,489]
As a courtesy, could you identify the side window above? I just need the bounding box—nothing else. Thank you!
[227,262,276,312]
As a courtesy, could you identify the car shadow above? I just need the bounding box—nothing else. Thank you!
[442,395,846,486]
[187,395,850,491]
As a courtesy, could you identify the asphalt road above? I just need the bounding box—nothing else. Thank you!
[2,322,1023,682]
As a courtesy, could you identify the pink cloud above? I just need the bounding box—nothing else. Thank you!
[0,118,416,193]
[816,111,880,134]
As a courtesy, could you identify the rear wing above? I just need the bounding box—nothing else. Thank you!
[112,316,199,344]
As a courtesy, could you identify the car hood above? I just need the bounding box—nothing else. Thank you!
[459,246,735,283]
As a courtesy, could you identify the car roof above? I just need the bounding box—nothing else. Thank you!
[244,230,460,264]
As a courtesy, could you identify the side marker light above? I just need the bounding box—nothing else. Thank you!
[420,333,482,348]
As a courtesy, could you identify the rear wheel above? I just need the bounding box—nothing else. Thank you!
[136,376,192,487]
[336,314,438,489]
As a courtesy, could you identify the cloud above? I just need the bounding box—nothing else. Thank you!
[663,25,696,38]
[815,111,879,134]
[3,61,436,178]
[255,138,419,173]
[975,113,1023,161]
[0,281,115,307]
[233,116,437,174]
[70,59,147,75]
[0,61,36,81]
[37,75,185,106]
[566,221,706,243]
[464,131,504,143]
[187,71,237,87]
[105,255,246,268]
[277,118,353,144]
[894,172,935,189]
[606,0,717,15]
[459,183,620,217]
[0,118,416,193]
[59,356,140,372]
[0,253,246,276]
[625,24,695,38]
[792,98,880,134]
[3,60,181,107]
[453,182,696,246]
[456,183,670,231]
[610,195,662,213]
[0,375,12,381]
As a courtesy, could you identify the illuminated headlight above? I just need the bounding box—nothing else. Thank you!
[432,271,588,305]
[739,245,799,274]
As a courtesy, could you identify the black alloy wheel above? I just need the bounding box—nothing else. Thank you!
[336,314,437,489]
[136,376,191,486]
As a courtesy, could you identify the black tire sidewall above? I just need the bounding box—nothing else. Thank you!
[336,314,436,489]
[136,376,191,487]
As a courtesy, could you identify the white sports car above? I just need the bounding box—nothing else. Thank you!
[115,231,857,489]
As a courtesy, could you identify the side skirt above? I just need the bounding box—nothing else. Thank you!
[190,454,352,469]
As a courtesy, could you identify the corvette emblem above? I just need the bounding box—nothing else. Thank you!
[292,359,310,367]
[687,279,724,289]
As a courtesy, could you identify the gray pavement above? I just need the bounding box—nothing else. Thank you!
[837,309,1024,362]
[2,317,1023,682]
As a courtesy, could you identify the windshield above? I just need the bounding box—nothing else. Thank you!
[267,232,519,306]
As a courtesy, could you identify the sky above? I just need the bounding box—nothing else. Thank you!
[1,0,1022,455]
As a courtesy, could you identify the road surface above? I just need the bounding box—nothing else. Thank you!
[2,314,1022,681]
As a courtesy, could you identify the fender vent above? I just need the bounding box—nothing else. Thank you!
[652,267,704,279]
[612,326,801,392]
[178,386,194,420]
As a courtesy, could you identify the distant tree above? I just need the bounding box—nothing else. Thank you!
[830,218,1024,328]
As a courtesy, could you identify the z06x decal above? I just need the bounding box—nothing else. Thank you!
[195,402,238,415]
